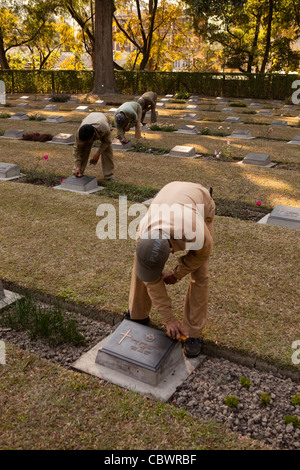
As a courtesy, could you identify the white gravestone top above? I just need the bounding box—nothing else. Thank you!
[230,129,255,139]
[0,162,20,180]
[175,125,199,134]
[51,133,75,145]
[169,145,197,158]
[9,113,28,120]
[1,129,24,140]
[267,205,300,229]
[46,115,65,123]
[242,153,271,166]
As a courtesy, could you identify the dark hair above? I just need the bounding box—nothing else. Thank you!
[78,124,95,141]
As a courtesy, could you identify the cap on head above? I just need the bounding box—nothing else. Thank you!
[136,236,170,282]
[137,97,145,107]
[78,124,95,141]
[115,111,128,128]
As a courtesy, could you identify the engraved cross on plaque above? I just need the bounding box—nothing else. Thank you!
[118,329,132,344]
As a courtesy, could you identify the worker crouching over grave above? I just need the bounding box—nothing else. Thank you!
[73,112,116,183]
[114,101,142,144]
[137,91,157,126]
[126,181,215,358]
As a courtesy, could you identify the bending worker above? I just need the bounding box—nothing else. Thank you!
[127,181,215,358]
[73,112,115,182]
[137,91,157,126]
[114,101,142,144]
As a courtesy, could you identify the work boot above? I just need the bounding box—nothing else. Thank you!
[123,310,150,325]
[184,337,202,357]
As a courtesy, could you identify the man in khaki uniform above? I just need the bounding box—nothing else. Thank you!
[127,181,215,357]
[137,91,157,125]
[114,101,142,144]
[73,112,115,182]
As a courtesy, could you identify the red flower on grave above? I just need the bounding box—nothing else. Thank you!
[256,201,262,206]
[43,155,49,160]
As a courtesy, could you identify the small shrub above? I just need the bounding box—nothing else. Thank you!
[0,112,11,118]
[260,393,271,407]
[284,415,300,428]
[230,102,247,107]
[149,124,176,132]
[22,133,53,142]
[240,376,251,389]
[200,127,227,137]
[28,115,46,121]
[224,396,239,408]
[291,394,300,406]
[171,99,186,103]
[175,92,190,99]
[50,93,70,102]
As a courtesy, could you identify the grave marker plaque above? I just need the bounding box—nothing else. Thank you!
[169,145,196,158]
[95,320,178,386]
[186,104,199,111]
[225,116,241,123]
[175,125,199,135]
[242,152,271,166]
[0,162,20,180]
[230,129,255,140]
[156,102,166,108]
[181,113,198,120]
[250,103,262,108]
[287,135,300,145]
[9,112,28,121]
[51,133,75,145]
[221,108,233,113]
[165,94,174,98]
[94,100,106,106]
[258,109,272,116]
[75,106,89,112]
[46,115,64,123]
[111,139,133,151]
[267,205,300,229]
[271,120,287,127]
[56,174,103,194]
[44,104,58,111]
[17,102,29,109]
[19,96,29,100]
[1,129,24,140]
[107,108,118,115]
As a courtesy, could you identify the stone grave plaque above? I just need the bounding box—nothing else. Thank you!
[169,145,196,158]
[0,280,4,300]
[258,109,272,116]
[107,108,118,115]
[267,205,300,229]
[75,106,89,112]
[221,108,233,113]
[287,135,300,145]
[217,101,229,106]
[250,103,262,108]
[230,129,255,140]
[225,116,241,123]
[44,104,58,111]
[46,115,64,123]
[271,120,287,127]
[242,152,271,166]
[94,100,106,106]
[272,100,283,104]
[9,112,28,121]
[186,104,199,111]
[57,174,102,194]
[165,94,174,98]
[282,105,294,110]
[95,320,178,386]
[181,113,198,120]
[69,98,79,103]
[17,102,29,109]
[188,98,199,104]
[111,139,133,151]
[0,162,20,180]
[1,129,24,140]
[19,96,29,101]
[216,97,225,101]
[51,133,75,145]
[243,98,252,102]
[175,125,199,134]
[156,102,166,108]
[161,98,170,103]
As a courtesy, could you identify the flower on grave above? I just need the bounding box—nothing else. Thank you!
[269,127,273,132]
[43,155,48,160]
[61,178,65,182]
[256,201,262,206]
[227,140,231,145]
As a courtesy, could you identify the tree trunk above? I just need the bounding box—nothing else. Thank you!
[0,29,10,70]
[92,0,119,95]
[260,0,273,74]
[247,11,262,73]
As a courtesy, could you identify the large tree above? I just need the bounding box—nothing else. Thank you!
[92,0,119,94]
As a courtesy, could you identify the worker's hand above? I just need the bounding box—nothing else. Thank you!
[166,319,187,341]
[73,167,83,177]
[89,156,99,165]
[121,137,129,144]
[162,271,178,285]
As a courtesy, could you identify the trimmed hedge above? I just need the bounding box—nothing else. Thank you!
[0,69,299,99]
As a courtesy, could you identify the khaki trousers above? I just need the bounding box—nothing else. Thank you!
[128,200,215,338]
[74,140,114,179]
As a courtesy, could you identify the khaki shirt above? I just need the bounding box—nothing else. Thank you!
[73,112,112,169]
[114,101,142,140]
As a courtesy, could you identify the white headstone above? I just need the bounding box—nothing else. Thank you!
[249,103,262,108]
[0,80,6,105]
[94,100,106,106]
[282,105,294,110]
[186,104,199,111]
[45,115,65,123]
[161,98,170,103]
[156,102,166,108]
[267,205,300,229]
[107,108,118,115]
[0,162,20,180]
[51,133,75,145]
[221,108,233,113]
[165,94,174,98]
[75,106,89,112]
[181,113,198,120]
[1,129,24,140]
[17,102,29,109]
[258,109,272,116]
[19,96,30,101]
[9,112,28,120]
[169,145,196,158]
[54,174,104,195]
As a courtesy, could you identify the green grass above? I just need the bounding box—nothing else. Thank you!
[0,296,86,346]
